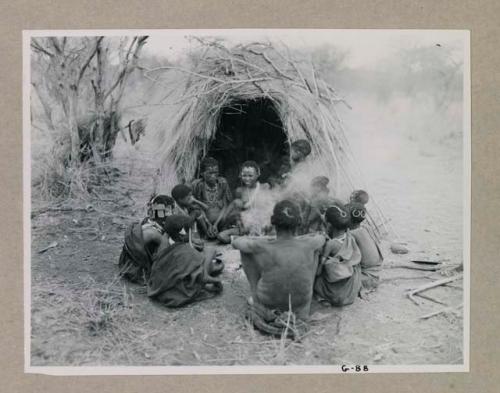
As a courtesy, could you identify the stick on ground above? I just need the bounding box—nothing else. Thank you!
[406,273,463,305]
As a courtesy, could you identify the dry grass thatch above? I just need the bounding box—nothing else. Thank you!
[144,37,389,233]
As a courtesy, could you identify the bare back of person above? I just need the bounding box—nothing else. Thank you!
[351,226,383,268]
[234,234,324,320]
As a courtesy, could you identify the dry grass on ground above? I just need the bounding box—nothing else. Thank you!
[30,141,464,366]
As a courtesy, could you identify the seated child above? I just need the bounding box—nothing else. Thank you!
[147,215,224,307]
[313,204,362,306]
[171,183,216,240]
[118,194,174,284]
[346,199,384,291]
[232,200,325,338]
[305,176,344,233]
[191,157,233,232]
[217,161,270,243]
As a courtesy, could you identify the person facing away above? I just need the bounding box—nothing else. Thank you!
[344,195,384,290]
[118,194,175,284]
[147,214,224,307]
[217,160,270,243]
[171,183,216,240]
[190,157,233,229]
[313,203,363,306]
[232,200,325,337]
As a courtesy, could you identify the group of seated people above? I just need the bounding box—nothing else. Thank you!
[118,139,383,338]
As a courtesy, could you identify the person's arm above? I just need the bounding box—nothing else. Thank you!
[220,178,233,206]
[142,226,169,255]
[231,236,258,254]
[191,197,209,211]
[201,246,219,284]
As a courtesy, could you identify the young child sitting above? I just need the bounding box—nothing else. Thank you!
[191,157,233,233]
[345,196,384,291]
[313,203,362,306]
[217,161,270,243]
[171,183,216,240]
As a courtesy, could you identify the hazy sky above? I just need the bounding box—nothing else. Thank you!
[142,29,467,69]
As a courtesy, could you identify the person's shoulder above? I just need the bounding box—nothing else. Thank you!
[259,182,270,190]
[190,178,203,187]
[297,233,326,247]
[232,236,264,252]
[190,178,204,193]
[217,177,229,186]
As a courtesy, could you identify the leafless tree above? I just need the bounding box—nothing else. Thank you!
[31,36,148,167]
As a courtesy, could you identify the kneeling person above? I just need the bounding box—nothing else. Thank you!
[147,215,224,307]
[232,200,325,338]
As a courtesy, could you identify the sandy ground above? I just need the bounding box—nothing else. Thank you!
[30,135,465,367]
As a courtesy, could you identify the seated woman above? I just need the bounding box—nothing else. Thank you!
[118,194,174,284]
[217,161,270,243]
[232,200,325,338]
[314,203,362,307]
[147,215,224,308]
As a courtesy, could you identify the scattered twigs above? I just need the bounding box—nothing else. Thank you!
[419,304,463,320]
[414,292,448,306]
[406,274,463,305]
[38,241,58,254]
[385,263,442,272]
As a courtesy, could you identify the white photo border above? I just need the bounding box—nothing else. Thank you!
[23,29,471,375]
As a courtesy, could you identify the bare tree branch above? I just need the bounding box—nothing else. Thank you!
[103,36,148,101]
[31,39,54,57]
[49,37,62,54]
[77,36,104,86]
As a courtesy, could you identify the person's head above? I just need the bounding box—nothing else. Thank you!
[325,204,350,235]
[171,184,193,207]
[290,139,312,163]
[240,161,260,187]
[311,176,330,197]
[200,157,219,186]
[346,202,367,226]
[270,199,301,233]
[350,189,369,205]
[147,194,174,226]
[163,214,195,242]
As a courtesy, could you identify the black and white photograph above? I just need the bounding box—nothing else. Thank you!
[24,29,470,373]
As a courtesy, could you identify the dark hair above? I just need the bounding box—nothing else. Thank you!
[311,176,329,190]
[325,204,350,230]
[240,160,260,176]
[270,200,301,230]
[346,202,367,224]
[291,139,312,157]
[171,184,192,202]
[350,189,369,205]
[149,194,174,207]
[200,157,219,173]
[163,214,194,240]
